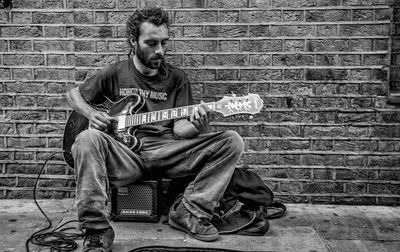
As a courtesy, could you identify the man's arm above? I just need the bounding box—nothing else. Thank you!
[66,87,113,131]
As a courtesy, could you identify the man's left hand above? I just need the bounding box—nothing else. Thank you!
[190,101,211,133]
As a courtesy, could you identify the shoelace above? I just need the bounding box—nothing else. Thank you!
[86,232,104,248]
[198,218,212,227]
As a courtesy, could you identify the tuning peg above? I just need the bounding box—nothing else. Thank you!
[249,115,253,120]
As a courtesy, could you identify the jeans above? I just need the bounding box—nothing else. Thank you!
[71,128,244,230]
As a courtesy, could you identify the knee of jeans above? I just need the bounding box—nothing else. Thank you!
[72,129,107,152]
[224,130,245,154]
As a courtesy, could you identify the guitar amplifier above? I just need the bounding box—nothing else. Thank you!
[110,179,161,222]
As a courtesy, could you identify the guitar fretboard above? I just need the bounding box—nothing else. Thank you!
[121,103,215,128]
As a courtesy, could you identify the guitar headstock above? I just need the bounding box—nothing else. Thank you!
[214,93,264,117]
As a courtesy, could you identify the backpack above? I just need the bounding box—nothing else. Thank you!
[163,169,286,236]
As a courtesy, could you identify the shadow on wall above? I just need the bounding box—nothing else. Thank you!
[1,0,12,9]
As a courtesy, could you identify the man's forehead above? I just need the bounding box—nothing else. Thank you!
[139,22,169,40]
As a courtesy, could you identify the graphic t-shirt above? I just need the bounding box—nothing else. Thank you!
[79,59,194,136]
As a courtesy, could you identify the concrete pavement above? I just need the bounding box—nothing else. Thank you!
[1,199,399,252]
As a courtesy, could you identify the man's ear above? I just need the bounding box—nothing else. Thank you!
[130,37,136,47]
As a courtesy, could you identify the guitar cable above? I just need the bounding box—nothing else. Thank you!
[25,151,84,252]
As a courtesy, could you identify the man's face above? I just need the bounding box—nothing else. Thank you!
[135,22,169,69]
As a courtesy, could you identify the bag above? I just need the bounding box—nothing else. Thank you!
[164,169,286,236]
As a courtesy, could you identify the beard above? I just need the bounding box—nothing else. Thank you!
[135,44,165,70]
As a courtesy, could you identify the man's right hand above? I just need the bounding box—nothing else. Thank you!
[88,111,114,131]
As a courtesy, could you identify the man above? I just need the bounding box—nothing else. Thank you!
[67,7,244,251]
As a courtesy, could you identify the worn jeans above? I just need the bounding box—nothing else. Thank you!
[71,128,244,230]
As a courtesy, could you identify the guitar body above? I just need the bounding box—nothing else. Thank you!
[62,94,144,168]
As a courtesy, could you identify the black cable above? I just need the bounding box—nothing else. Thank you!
[25,152,84,252]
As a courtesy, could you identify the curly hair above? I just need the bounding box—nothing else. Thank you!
[126,7,170,55]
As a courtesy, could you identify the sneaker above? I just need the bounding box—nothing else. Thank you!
[168,200,219,242]
[83,226,114,252]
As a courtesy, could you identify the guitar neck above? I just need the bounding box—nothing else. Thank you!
[122,102,216,128]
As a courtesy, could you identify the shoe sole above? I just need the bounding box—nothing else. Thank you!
[168,219,219,242]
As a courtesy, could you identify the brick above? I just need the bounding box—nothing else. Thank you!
[207,0,247,8]
[205,82,249,96]
[270,25,314,37]
[335,140,378,152]
[11,12,31,24]
[338,55,361,66]
[7,137,46,148]
[13,69,33,80]
[306,69,349,80]
[74,26,114,38]
[205,25,247,38]
[12,0,41,8]
[45,27,67,37]
[42,0,64,8]
[346,155,366,166]
[0,123,14,134]
[5,110,47,120]
[15,152,34,160]
[306,10,351,22]
[34,68,74,81]
[33,12,73,24]
[204,54,247,66]
[343,0,387,6]
[16,123,35,134]
[15,96,36,107]
[313,140,334,151]
[283,10,304,22]
[307,39,349,52]
[3,54,44,66]
[107,11,131,24]
[174,40,217,52]
[379,170,400,180]
[249,25,270,37]
[216,69,238,80]
[185,69,215,81]
[304,126,345,137]
[284,40,306,51]
[270,110,313,123]
[6,81,45,93]
[34,40,74,52]
[353,9,374,21]
[242,40,283,52]
[369,156,400,166]
[49,137,62,148]
[338,112,376,123]
[75,54,118,67]
[182,26,203,37]
[303,182,344,194]
[316,25,338,37]
[364,54,388,65]
[269,140,310,150]
[273,54,313,66]
[350,69,372,81]
[74,12,94,24]
[0,68,11,79]
[67,0,115,8]
[10,40,32,51]
[183,55,202,67]
[313,169,333,180]
[249,55,271,66]
[0,95,13,107]
[349,39,373,51]
[240,153,279,165]
[174,11,217,23]
[345,183,367,194]
[1,26,43,37]
[220,11,240,22]
[139,0,181,8]
[240,69,282,81]
[0,178,16,187]
[118,0,139,8]
[242,10,282,22]
[37,95,67,107]
[378,140,400,152]
[379,111,400,123]
[36,123,64,134]
[369,183,400,194]
[316,54,337,66]
[340,24,389,36]
[284,69,304,80]
[49,111,67,120]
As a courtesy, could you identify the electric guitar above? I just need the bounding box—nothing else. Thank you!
[62,93,264,168]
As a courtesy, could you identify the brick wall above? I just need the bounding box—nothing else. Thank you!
[0,0,399,205]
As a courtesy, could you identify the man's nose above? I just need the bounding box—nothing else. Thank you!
[155,43,164,55]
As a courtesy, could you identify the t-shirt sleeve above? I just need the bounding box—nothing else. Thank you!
[174,70,195,108]
[78,68,114,104]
